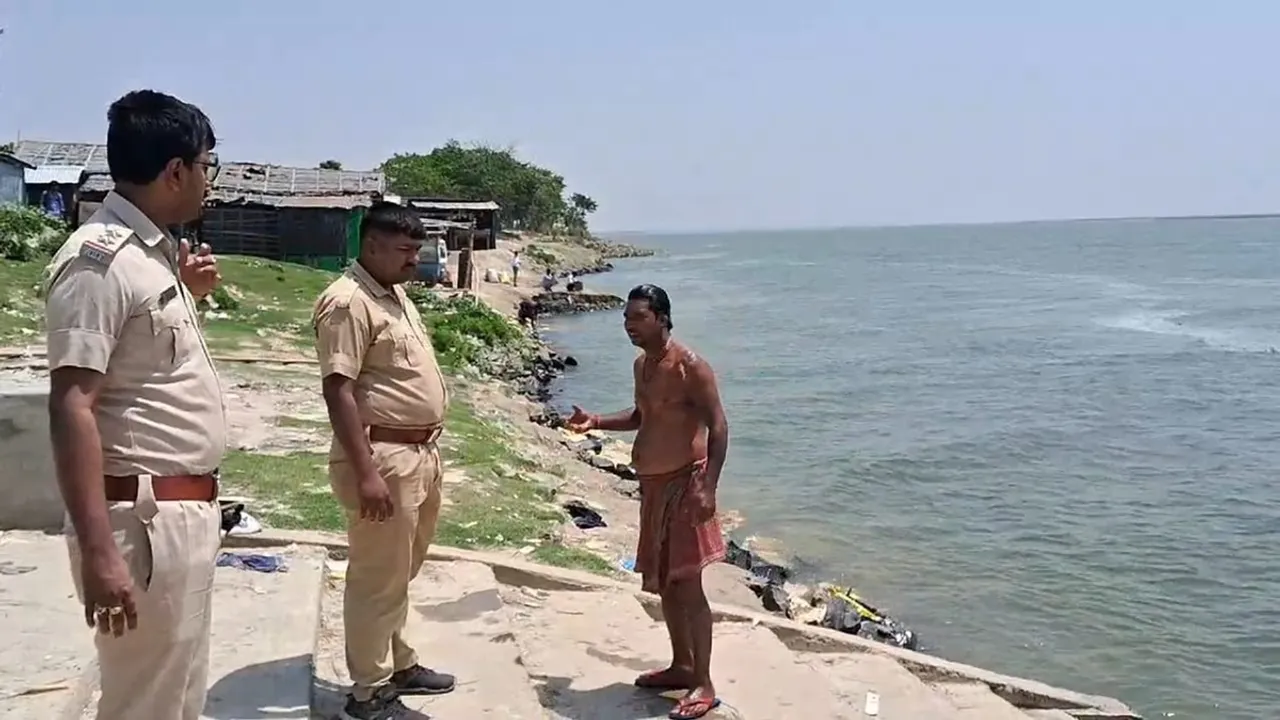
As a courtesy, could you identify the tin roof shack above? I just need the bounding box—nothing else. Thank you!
[0,154,35,206]
[10,140,109,174]
[10,140,104,211]
[80,163,386,271]
[406,198,499,250]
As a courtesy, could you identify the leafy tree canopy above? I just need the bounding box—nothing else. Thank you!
[381,141,597,233]
[318,159,342,170]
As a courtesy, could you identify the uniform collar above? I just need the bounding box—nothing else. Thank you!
[348,260,393,298]
[103,191,170,248]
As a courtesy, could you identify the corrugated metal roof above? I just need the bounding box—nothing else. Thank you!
[12,140,109,174]
[216,163,384,196]
[82,172,373,209]
[0,153,35,169]
[420,218,475,229]
[409,199,500,211]
[81,161,385,205]
[25,165,85,185]
[208,192,374,209]
[20,142,384,199]
[79,173,113,193]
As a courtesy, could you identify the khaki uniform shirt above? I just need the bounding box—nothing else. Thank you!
[313,261,449,457]
[43,191,226,477]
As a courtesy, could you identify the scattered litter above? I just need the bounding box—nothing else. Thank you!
[226,511,262,536]
[619,556,637,572]
[817,586,918,650]
[563,499,607,529]
[865,691,880,716]
[216,552,288,573]
[722,538,919,650]
[0,561,36,576]
[328,559,348,581]
[2,680,73,700]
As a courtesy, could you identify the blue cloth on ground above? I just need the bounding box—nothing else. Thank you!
[216,552,288,573]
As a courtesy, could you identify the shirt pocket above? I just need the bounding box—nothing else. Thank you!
[369,325,421,369]
[148,299,195,367]
[391,326,424,368]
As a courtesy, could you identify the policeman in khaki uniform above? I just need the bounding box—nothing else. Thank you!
[44,90,225,720]
[313,202,456,720]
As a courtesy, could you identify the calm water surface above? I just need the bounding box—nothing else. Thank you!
[544,220,1280,719]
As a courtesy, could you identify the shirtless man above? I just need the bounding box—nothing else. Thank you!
[566,284,729,720]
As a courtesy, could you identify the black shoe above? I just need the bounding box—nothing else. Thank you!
[340,686,411,720]
[391,664,457,695]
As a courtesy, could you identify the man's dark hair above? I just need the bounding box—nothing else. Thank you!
[106,90,216,185]
[360,201,427,242]
[628,284,673,330]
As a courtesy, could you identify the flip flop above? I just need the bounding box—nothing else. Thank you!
[669,696,722,719]
[635,668,694,691]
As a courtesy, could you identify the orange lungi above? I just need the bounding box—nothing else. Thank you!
[636,459,726,593]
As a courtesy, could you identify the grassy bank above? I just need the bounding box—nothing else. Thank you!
[220,397,612,574]
[0,249,614,574]
[0,260,47,344]
[0,254,339,352]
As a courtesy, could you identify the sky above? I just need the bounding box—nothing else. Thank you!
[2,1,1279,232]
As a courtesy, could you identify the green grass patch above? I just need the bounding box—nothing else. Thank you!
[0,254,339,351]
[433,398,562,548]
[406,287,527,370]
[200,257,338,353]
[220,450,343,531]
[531,542,617,574]
[524,243,558,271]
[0,259,47,344]
[0,205,67,262]
[222,399,613,575]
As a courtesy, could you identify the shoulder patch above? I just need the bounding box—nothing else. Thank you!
[79,226,134,266]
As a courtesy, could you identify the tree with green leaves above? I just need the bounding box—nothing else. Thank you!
[381,141,596,233]
[318,159,342,170]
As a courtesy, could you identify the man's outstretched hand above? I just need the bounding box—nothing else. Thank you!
[179,238,221,298]
[566,405,596,434]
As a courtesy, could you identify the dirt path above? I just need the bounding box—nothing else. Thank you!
[448,235,616,316]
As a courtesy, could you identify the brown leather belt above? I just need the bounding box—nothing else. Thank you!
[368,425,442,445]
[104,473,219,502]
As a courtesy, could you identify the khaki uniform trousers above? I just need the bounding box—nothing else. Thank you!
[330,440,443,702]
[65,475,222,720]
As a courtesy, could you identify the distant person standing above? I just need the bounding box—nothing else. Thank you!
[313,201,456,720]
[43,89,224,720]
[510,249,521,285]
[566,284,729,720]
[41,181,66,220]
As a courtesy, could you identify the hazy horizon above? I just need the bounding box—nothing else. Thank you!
[598,209,1280,237]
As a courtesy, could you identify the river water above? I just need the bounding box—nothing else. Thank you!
[542,220,1280,719]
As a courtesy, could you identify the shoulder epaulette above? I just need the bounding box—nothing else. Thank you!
[79,225,134,266]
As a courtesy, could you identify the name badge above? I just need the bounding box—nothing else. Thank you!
[158,285,179,309]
